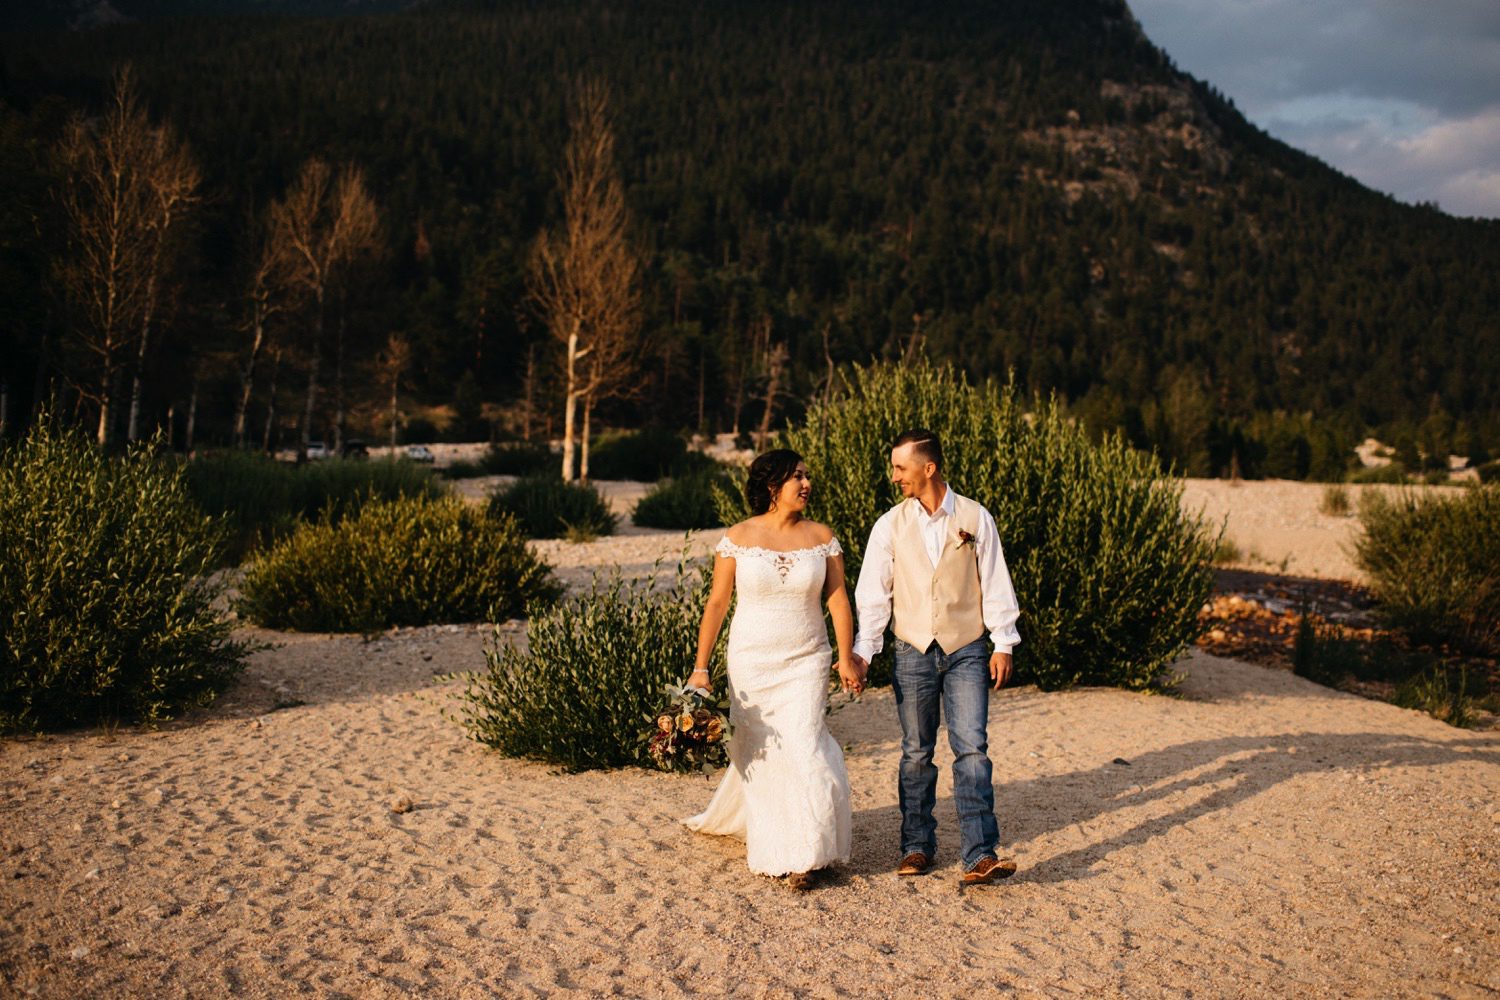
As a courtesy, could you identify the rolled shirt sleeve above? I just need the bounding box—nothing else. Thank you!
[852,510,897,662]
[976,506,1022,653]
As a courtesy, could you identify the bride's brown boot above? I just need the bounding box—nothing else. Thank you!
[786,871,814,891]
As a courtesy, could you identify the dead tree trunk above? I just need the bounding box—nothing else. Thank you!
[262,346,282,453]
[521,344,536,442]
[332,287,347,455]
[125,268,156,442]
[300,287,325,455]
[561,323,582,481]
[755,341,789,450]
[234,306,267,448]
[579,392,593,483]
[184,375,199,453]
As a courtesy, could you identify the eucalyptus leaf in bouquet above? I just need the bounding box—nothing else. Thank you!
[643,682,733,775]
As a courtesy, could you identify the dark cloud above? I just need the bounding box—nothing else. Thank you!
[1129,0,1500,216]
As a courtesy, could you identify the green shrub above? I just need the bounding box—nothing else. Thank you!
[586,427,713,481]
[720,361,1216,691]
[1291,616,1365,686]
[1355,486,1500,654]
[441,458,487,479]
[488,474,616,539]
[184,450,442,562]
[481,441,555,477]
[1476,461,1500,485]
[1319,484,1352,517]
[1213,537,1243,564]
[451,562,725,771]
[1292,616,1476,727]
[0,423,250,732]
[444,442,556,478]
[1348,463,1407,485]
[633,468,734,530]
[237,495,561,632]
[1392,668,1475,728]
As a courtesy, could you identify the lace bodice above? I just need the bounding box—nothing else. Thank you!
[714,537,842,582]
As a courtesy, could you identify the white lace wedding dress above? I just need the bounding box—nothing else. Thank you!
[683,536,852,876]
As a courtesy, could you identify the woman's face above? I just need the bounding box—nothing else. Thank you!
[772,462,811,513]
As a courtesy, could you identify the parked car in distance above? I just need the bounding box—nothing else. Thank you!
[405,445,435,463]
[305,440,329,460]
[341,439,369,460]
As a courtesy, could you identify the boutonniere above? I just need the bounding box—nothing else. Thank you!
[956,529,976,548]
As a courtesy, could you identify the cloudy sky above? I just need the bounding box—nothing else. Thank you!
[1128,0,1500,219]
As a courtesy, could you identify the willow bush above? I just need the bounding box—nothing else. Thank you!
[722,361,1217,691]
[1,423,250,732]
[586,427,716,481]
[184,450,443,562]
[633,467,733,530]
[1356,486,1500,654]
[487,475,616,539]
[237,495,561,632]
[451,562,726,771]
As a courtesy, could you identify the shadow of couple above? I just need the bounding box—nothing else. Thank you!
[832,729,1498,885]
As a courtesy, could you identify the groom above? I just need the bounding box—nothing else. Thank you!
[851,428,1022,885]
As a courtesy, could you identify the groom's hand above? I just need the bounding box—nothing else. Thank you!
[989,652,1013,690]
[851,653,869,682]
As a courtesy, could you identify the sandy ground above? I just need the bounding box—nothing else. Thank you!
[3,480,1497,998]
[1178,478,1465,583]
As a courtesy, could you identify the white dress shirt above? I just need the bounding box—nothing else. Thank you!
[853,484,1022,661]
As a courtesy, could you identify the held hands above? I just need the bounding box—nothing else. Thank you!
[989,652,1013,690]
[841,654,869,696]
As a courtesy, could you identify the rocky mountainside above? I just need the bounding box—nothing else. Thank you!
[2,0,1496,466]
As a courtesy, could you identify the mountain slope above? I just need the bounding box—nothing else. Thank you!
[2,0,1496,468]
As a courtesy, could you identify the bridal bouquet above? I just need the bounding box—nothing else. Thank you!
[643,682,732,775]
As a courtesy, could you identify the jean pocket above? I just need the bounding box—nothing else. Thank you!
[891,637,911,655]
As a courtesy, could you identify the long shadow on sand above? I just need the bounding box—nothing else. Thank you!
[846,730,1498,884]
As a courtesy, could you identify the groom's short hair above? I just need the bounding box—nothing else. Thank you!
[893,428,943,471]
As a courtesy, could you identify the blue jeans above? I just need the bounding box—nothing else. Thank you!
[891,636,998,869]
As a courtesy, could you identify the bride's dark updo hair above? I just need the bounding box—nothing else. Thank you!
[746,449,804,515]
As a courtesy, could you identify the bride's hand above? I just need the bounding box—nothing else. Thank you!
[687,667,712,693]
[836,660,864,696]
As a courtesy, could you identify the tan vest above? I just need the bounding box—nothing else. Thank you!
[890,493,986,654]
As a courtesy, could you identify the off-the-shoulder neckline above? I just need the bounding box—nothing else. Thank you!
[716,537,840,558]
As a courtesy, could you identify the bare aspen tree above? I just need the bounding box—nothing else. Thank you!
[184,367,199,453]
[261,345,283,453]
[269,159,380,459]
[520,343,538,441]
[528,79,641,482]
[755,335,789,450]
[376,332,411,449]
[233,210,299,448]
[125,116,199,442]
[578,313,641,481]
[54,66,157,446]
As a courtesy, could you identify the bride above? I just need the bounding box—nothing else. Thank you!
[683,449,865,890]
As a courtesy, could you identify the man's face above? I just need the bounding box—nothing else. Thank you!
[890,443,933,497]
